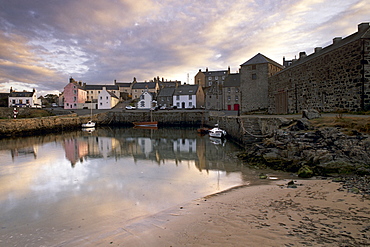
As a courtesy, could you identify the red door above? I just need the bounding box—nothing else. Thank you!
[233,104,239,111]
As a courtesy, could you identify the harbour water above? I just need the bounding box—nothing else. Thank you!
[0,127,293,246]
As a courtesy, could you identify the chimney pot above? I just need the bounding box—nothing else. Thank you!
[299,52,307,59]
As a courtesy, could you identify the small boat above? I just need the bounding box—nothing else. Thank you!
[82,102,95,128]
[82,120,96,128]
[209,124,227,138]
[133,121,158,127]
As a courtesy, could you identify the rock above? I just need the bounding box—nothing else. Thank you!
[289,118,311,131]
[298,165,314,178]
[302,109,321,119]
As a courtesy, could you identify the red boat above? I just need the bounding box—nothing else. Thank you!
[133,121,158,127]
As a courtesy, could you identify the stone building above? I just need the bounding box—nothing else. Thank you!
[240,53,284,113]
[194,67,230,88]
[269,22,370,114]
[223,73,241,111]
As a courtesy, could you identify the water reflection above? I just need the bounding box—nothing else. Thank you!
[0,127,292,246]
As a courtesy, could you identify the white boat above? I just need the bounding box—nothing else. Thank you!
[209,124,227,138]
[82,120,95,128]
[82,103,95,128]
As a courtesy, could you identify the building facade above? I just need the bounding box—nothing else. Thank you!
[223,73,241,111]
[157,87,175,108]
[269,22,370,114]
[98,87,119,109]
[63,78,87,109]
[173,84,204,109]
[8,88,41,108]
[240,53,284,113]
[194,67,230,88]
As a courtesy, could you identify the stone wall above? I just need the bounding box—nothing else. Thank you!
[0,111,290,148]
[269,24,370,114]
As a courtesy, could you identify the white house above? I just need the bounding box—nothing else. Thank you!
[98,87,119,109]
[173,84,204,109]
[8,88,41,108]
[137,91,156,109]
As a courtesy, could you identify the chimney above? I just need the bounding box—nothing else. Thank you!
[299,52,307,59]
[314,47,322,53]
[358,22,370,32]
[333,37,342,44]
[199,69,201,72]
[206,67,208,72]
[228,66,230,74]
[10,87,13,93]
[114,79,116,84]
[83,82,86,87]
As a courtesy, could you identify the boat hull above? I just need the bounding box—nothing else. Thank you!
[82,121,96,128]
[209,127,226,138]
[133,121,158,127]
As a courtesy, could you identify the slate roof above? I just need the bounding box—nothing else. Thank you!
[132,82,157,89]
[115,82,131,88]
[241,53,284,69]
[224,73,241,87]
[84,85,119,90]
[204,70,229,77]
[157,87,175,97]
[174,84,199,95]
[9,91,35,97]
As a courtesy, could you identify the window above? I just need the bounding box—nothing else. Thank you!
[106,96,108,100]
[236,88,239,93]
[235,96,239,101]
[189,102,192,107]
[189,95,192,100]
[176,95,180,100]
[252,65,256,70]
[215,76,218,80]
[176,102,180,107]
[228,96,231,101]
[91,91,93,94]
[208,77,212,80]
[74,96,76,101]
[100,96,102,100]
[26,99,30,104]
[252,73,257,80]
[73,90,77,94]
[228,88,231,93]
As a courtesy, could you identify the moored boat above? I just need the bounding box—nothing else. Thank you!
[82,120,96,128]
[208,124,226,138]
[133,121,158,127]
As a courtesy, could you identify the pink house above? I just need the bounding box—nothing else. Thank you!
[63,77,87,109]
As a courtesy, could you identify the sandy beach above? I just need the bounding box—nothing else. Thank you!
[70,179,369,247]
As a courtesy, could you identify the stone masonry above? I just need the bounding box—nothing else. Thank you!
[269,22,370,114]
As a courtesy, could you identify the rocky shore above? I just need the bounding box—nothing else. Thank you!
[238,116,370,177]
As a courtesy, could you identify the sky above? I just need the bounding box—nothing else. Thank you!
[0,0,369,96]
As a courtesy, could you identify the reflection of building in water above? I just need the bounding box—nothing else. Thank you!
[63,136,121,167]
[63,138,89,167]
[174,138,196,153]
[10,145,38,161]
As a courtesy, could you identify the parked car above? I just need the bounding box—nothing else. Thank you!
[125,105,136,110]
[51,103,58,107]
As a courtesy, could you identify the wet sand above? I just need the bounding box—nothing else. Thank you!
[85,179,370,247]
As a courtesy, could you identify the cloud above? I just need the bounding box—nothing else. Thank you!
[0,0,369,95]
